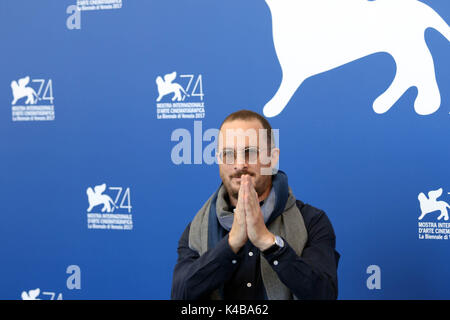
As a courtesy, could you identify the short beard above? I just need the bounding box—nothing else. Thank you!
[223,174,272,204]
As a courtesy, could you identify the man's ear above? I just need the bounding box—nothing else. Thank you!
[260,147,280,176]
[270,148,280,171]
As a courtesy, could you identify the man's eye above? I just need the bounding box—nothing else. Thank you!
[223,150,235,160]
[245,147,259,155]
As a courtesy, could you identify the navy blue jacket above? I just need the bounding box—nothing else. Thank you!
[171,199,340,300]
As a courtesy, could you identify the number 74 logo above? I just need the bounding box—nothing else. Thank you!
[156,72,204,102]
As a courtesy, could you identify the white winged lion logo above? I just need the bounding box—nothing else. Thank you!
[263,0,450,117]
[21,288,41,300]
[86,183,118,213]
[418,188,450,221]
[156,71,190,102]
[11,76,40,105]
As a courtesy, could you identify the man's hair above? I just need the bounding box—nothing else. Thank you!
[219,109,274,148]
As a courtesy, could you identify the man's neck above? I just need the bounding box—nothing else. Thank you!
[257,182,272,203]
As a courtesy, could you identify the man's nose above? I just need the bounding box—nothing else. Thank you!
[234,153,248,170]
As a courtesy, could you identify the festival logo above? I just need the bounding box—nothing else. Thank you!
[86,183,133,230]
[21,288,42,300]
[263,0,449,117]
[11,76,55,121]
[77,0,122,11]
[417,188,450,240]
[156,72,205,120]
[21,288,63,300]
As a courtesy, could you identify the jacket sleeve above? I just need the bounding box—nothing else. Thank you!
[171,223,242,300]
[262,209,340,300]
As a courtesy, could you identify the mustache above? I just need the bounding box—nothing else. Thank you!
[231,171,254,179]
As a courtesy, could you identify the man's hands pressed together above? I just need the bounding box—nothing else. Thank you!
[228,175,276,254]
[228,176,248,252]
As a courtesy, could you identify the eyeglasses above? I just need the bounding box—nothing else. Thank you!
[217,146,271,165]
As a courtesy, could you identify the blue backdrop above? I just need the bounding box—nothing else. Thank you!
[0,0,449,300]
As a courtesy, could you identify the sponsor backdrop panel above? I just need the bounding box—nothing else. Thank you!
[0,0,449,299]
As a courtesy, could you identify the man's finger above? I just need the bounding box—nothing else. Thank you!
[245,179,256,211]
[241,176,246,206]
[244,180,251,207]
[236,182,244,217]
[238,176,244,202]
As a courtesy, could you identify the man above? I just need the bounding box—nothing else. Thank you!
[171,110,340,300]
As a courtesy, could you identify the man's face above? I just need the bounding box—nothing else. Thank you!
[217,119,279,201]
